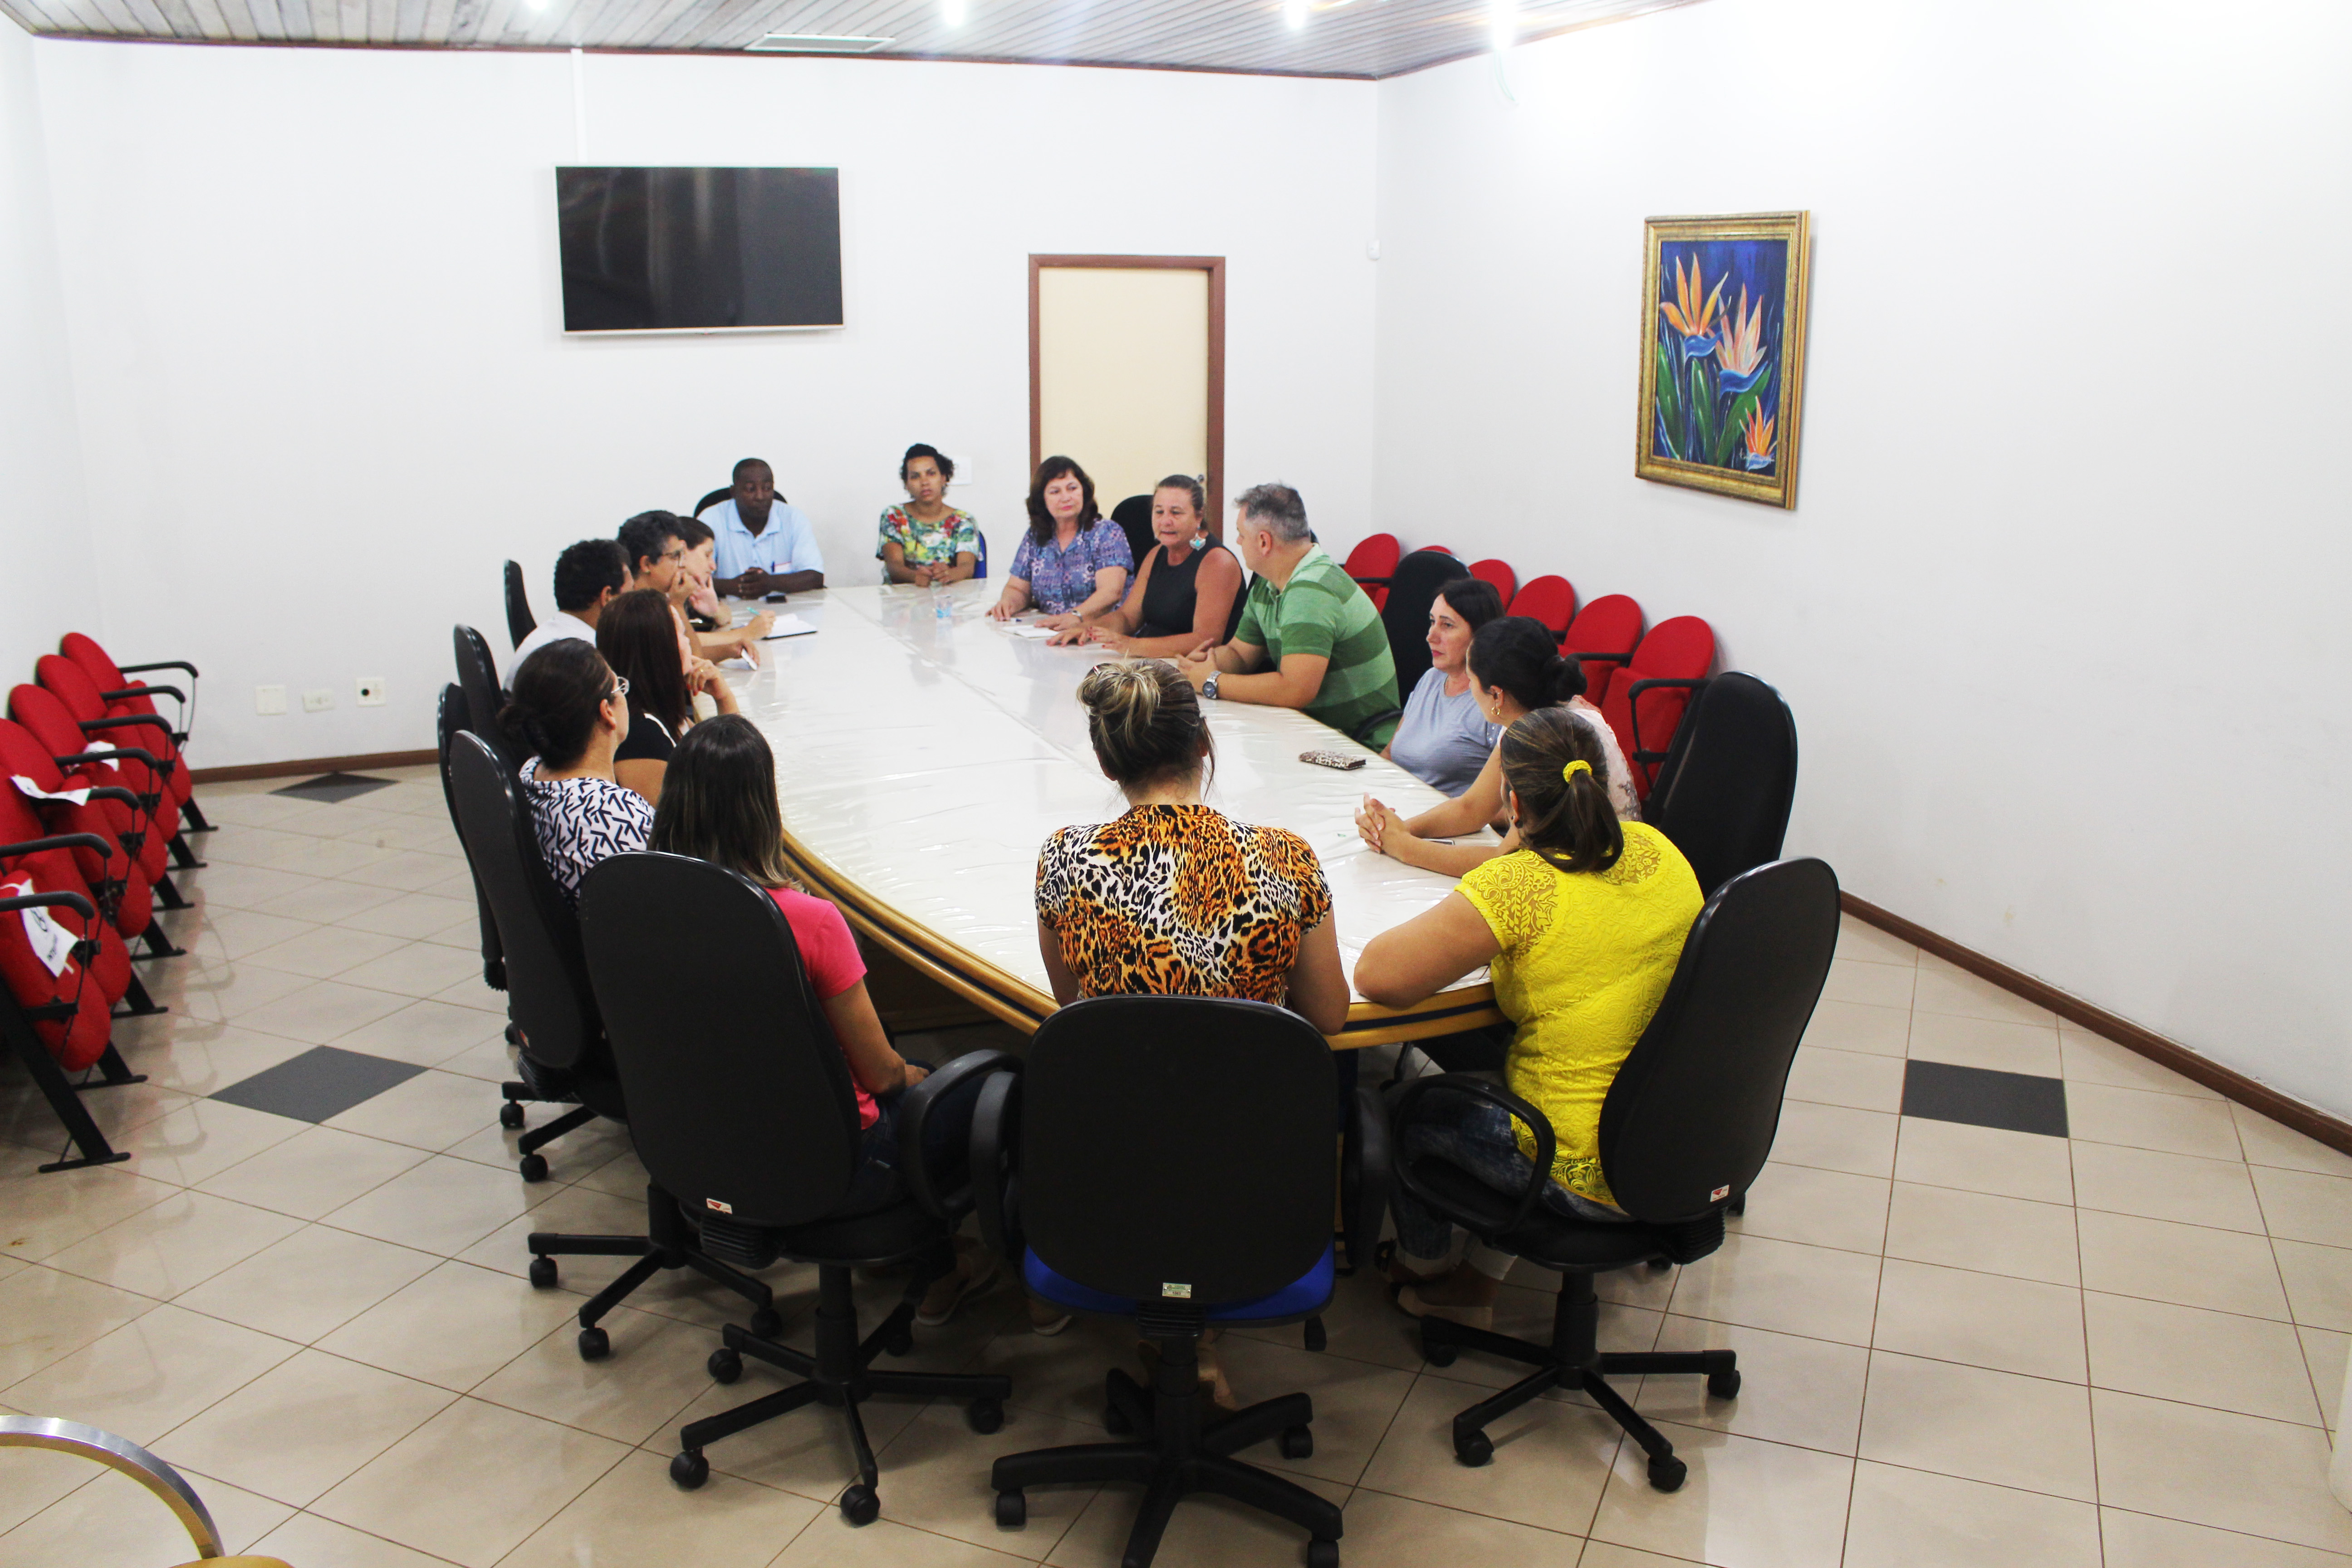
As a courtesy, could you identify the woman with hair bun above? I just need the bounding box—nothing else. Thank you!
[498,639,655,906]
[1354,707,1702,1328]
[877,443,980,585]
[1355,615,1640,878]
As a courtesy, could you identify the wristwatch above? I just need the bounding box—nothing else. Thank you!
[1202,672,1221,701]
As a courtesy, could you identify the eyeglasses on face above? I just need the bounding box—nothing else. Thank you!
[606,676,630,702]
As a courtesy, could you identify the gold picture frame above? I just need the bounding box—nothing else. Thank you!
[1635,211,1811,508]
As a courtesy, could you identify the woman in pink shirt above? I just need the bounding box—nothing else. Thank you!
[647,715,962,1216]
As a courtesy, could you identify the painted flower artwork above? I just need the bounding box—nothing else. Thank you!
[1636,213,1808,508]
[1650,240,1788,473]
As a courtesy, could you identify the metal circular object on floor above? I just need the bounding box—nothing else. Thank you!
[576,1325,609,1361]
[670,1450,708,1490]
[1648,1454,1687,1491]
[1280,1425,1314,1460]
[840,1483,880,1526]
[526,1256,556,1289]
[708,1348,742,1384]
[1708,1368,1742,1399]
[499,1102,524,1129]
[967,1398,1004,1435]
[518,1152,549,1183]
[1308,1539,1341,1568]
[748,1308,783,1340]
[1453,1428,1493,1467]
[995,1490,1026,1528]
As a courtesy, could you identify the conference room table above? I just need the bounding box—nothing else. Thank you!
[725,580,1504,1048]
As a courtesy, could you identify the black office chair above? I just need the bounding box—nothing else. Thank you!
[437,684,505,995]
[575,851,1013,1521]
[1641,672,1799,894]
[446,734,777,1356]
[692,486,786,517]
[1111,493,1156,570]
[976,995,1373,1568]
[1391,857,1838,1490]
[503,560,537,650]
[451,625,518,763]
[1348,548,1468,745]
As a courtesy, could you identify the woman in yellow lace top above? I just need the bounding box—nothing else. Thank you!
[1355,706,1701,1328]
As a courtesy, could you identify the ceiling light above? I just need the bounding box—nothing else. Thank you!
[1284,0,1308,30]
[941,0,966,23]
[1489,0,1514,51]
[746,32,895,52]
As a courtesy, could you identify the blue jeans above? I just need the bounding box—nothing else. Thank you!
[834,1060,985,1217]
[1391,1089,1632,1264]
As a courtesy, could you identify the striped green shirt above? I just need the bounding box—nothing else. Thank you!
[1233,544,1399,744]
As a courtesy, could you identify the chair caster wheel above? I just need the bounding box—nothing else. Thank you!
[1647,1454,1687,1491]
[748,1308,783,1340]
[518,1152,549,1183]
[1453,1428,1493,1467]
[995,1490,1026,1528]
[1707,1368,1741,1399]
[576,1325,609,1361]
[1303,1317,1327,1353]
[884,1326,915,1358]
[1647,1257,1671,1271]
[708,1348,742,1384]
[1421,1331,1458,1367]
[1103,1402,1133,1435]
[670,1450,708,1490]
[1308,1539,1341,1568]
[527,1256,557,1289]
[1280,1425,1314,1460]
[967,1398,1004,1435]
[499,1102,524,1129]
[840,1483,880,1526]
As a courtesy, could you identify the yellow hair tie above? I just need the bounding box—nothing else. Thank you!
[1562,760,1592,787]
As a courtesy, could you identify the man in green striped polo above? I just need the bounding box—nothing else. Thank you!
[1175,483,1400,746]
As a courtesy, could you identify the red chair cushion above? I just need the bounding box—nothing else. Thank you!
[37,656,188,808]
[1600,616,1716,796]
[1507,575,1577,638]
[1469,559,1519,606]
[1562,595,1646,706]
[0,864,117,1071]
[11,684,181,835]
[1342,534,1400,581]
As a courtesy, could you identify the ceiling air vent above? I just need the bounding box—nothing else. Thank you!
[746,32,895,53]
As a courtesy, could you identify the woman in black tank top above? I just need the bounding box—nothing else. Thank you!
[1051,475,1245,656]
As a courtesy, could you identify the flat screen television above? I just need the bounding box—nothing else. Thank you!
[555,166,843,334]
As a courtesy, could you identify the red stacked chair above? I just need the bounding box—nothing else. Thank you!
[1561,594,1647,707]
[1470,559,1519,606]
[0,729,170,955]
[36,657,197,838]
[1601,616,1718,800]
[8,682,197,882]
[55,634,211,835]
[1508,575,1578,639]
[1342,534,1401,611]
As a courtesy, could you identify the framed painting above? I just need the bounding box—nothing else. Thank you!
[1636,211,1811,508]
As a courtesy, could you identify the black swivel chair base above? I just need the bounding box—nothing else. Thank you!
[1418,1270,1738,1490]
[671,1261,1013,1525]
[992,1329,1344,1568]
[526,1184,778,1361]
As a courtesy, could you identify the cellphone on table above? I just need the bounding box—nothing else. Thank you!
[764,591,791,603]
[1300,750,1367,772]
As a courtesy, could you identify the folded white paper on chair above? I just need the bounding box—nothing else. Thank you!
[11,775,90,805]
[761,615,818,640]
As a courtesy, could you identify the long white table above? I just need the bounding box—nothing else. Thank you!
[726,581,1501,1046]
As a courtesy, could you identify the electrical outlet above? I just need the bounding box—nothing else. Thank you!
[255,684,287,715]
[356,677,387,707]
[303,688,335,713]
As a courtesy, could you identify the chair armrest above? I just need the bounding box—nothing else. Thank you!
[101,685,185,706]
[897,1048,1020,1224]
[970,1068,1025,1264]
[76,785,142,810]
[115,661,200,678]
[1341,1082,1392,1276]
[79,715,176,751]
[0,832,115,863]
[1350,574,1392,589]
[0,889,98,922]
[1566,648,1634,666]
[1390,1072,1559,1235]
[1348,708,1403,748]
[1625,676,1707,764]
[61,746,161,771]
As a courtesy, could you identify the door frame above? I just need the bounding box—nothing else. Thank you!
[1028,254,1227,532]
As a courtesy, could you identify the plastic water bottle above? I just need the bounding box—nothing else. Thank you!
[932,580,952,627]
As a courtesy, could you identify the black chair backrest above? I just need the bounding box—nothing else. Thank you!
[578,852,862,1226]
[692,487,784,517]
[1110,494,1155,571]
[437,684,504,979]
[1597,858,1839,1224]
[503,560,536,649]
[1021,995,1334,1305]
[1379,549,1470,698]
[1644,672,1798,894]
[451,625,518,767]
[446,732,599,1073]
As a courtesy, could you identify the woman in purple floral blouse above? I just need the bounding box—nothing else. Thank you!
[988,456,1134,630]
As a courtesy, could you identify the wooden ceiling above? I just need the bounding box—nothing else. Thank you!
[0,0,1695,79]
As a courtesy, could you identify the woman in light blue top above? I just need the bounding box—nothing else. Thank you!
[1383,578,1505,794]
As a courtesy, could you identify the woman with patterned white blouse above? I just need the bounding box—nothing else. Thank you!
[499,638,656,905]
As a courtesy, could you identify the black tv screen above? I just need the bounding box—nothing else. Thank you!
[556,167,843,333]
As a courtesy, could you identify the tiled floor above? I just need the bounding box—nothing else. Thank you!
[3,769,2348,1567]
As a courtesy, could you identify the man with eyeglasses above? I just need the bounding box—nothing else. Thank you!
[700,457,826,598]
[617,511,691,597]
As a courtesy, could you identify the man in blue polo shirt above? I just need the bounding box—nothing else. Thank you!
[700,457,825,597]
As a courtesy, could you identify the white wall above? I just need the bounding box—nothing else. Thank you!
[31,41,1377,768]
[0,16,96,681]
[1370,0,2352,1114]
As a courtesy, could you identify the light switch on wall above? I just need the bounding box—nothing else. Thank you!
[255,685,287,715]
[303,688,335,712]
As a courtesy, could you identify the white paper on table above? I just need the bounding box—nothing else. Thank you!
[11,775,89,805]
[1000,623,1058,641]
[761,615,818,640]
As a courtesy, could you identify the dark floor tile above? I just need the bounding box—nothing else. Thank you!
[210,1044,424,1122]
[1902,1058,2069,1138]
[269,771,396,803]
